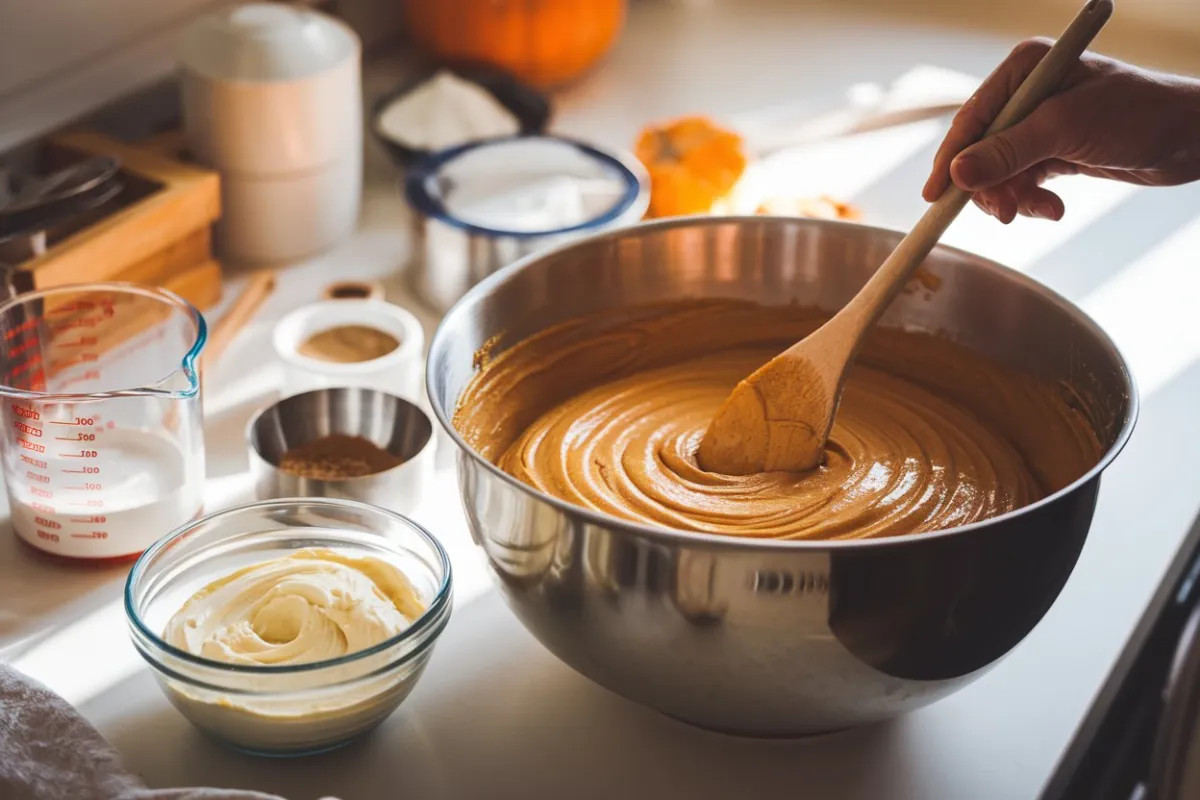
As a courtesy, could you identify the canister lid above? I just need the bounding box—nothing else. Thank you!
[179,3,359,83]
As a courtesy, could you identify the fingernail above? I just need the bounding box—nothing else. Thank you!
[1030,203,1055,220]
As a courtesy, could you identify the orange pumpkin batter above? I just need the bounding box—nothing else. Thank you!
[453,300,1102,540]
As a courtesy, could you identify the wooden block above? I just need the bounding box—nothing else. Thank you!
[11,131,221,291]
[164,259,224,311]
[138,130,189,158]
[110,227,213,287]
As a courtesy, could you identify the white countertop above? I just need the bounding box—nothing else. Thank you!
[5,2,1200,799]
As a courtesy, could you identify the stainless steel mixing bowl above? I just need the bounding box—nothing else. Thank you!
[425,216,1138,737]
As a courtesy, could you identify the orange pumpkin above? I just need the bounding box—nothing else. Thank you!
[634,116,749,219]
[403,0,626,90]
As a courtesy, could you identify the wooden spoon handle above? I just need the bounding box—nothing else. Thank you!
[200,270,276,381]
[835,0,1114,340]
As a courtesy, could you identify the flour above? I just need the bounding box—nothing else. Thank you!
[376,70,519,152]
[5,427,201,559]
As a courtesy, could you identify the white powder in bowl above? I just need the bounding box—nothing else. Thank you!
[376,70,520,152]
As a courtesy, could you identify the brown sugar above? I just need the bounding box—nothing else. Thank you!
[278,434,403,480]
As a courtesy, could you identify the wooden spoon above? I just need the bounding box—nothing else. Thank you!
[199,270,276,388]
[697,0,1114,476]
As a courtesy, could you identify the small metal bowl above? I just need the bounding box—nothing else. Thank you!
[247,387,434,515]
[403,133,650,313]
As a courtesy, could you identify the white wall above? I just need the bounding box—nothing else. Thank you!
[1120,0,1200,32]
[0,0,404,154]
[0,0,221,99]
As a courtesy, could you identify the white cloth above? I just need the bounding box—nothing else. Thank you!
[0,664,324,800]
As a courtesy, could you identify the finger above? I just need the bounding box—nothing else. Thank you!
[922,37,1053,201]
[978,178,1066,221]
[993,184,1020,225]
[972,187,1011,220]
[972,184,1021,224]
[1018,186,1065,220]
[973,193,996,218]
[949,97,1072,192]
[991,170,1067,220]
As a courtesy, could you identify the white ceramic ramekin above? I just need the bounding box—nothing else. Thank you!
[272,299,425,402]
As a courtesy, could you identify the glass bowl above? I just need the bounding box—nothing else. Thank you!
[124,498,453,756]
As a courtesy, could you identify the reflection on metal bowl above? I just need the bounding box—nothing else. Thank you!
[427,216,1138,737]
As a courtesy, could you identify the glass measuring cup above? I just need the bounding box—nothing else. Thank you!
[0,283,206,561]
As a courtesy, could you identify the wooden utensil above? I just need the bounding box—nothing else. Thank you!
[698,0,1114,476]
[199,270,276,381]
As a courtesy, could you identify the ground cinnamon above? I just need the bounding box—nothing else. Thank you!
[278,434,403,480]
[297,325,400,364]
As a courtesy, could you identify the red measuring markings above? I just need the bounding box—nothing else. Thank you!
[34,516,62,530]
[30,501,54,514]
[48,297,114,315]
[69,515,106,524]
[18,439,46,454]
[4,317,39,340]
[64,483,103,492]
[50,317,100,332]
[50,353,99,372]
[29,486,53,499]
[36,530,61,543]
[51,300,99,313]
[55,431,96,442]
[57,336,98,349]
[11,404,39,420]
[58,369,100,390]
[25,471,50,484]
[59,449,98,458]
[70,532,108,539]
[6,337,39,359]
[14,421,42,437]
[20,454,47,469]
[68,500,104,508]
[8,352,43,377]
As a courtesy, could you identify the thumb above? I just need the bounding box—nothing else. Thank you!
[950,103,1067,191]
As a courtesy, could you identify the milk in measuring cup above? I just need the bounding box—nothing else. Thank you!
[5,421,201,560]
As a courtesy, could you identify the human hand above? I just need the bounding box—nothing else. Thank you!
[923,38,1200,222]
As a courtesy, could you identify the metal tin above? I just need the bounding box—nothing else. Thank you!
[403,134,649,313]
[246,386,434,516]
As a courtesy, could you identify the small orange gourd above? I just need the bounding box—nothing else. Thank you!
[634,116,749,219]
[403,0,626,90]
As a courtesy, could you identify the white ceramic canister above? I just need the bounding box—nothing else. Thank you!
[179,3,362,264]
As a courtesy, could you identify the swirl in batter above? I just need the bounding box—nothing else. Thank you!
[454,301,1102,541]
[165,547,425,666]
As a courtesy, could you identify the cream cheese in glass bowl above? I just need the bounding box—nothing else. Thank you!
[124,498,452,756]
